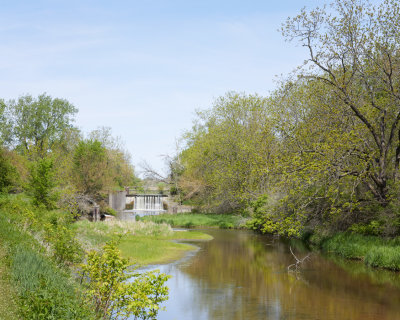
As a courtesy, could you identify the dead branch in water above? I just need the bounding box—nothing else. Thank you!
[287,246,311,273]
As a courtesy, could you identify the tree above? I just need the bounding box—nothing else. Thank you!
[180,92,276,212]
[261,79,371,235]
[0,100,12,145]
[282,0,400,205]
[5,93,78,157]
[73,139,108,196]
[89,127,136,189]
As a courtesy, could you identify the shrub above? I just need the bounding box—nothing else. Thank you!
[80,242,170,320]
[0,149,17,193]
[219,222,233,229]
[103,206,117,216]
[348,220,383,236]
[28,157,58,209]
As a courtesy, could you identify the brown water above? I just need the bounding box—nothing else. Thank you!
[142,229,400,320]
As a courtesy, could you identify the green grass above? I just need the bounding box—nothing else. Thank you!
[139,213,248,229]
[118,236,196,265]
[73,220,213,265]
[0,195,95,319]
[0,247,20,320]
[318,232,400,271]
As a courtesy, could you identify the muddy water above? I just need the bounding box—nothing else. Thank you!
[140,229,400,320]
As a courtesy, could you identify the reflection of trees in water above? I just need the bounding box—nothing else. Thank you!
[178,230,400,320]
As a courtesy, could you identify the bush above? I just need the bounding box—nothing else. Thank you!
[103,206,117,216]
[219,222,234,229]
[0,149,17,193]
[348,220,383,236]
[28,157,58,209]
[183,221,194,228]
[80,242,170,320]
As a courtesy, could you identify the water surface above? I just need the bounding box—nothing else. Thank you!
[138,229,400,320]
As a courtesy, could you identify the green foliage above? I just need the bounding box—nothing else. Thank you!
[320,233,400,270]
[0,148,17,193]
[349,221,383,236]
[157,182,166,194]
[5,93,78,156]
[103,206,117,216]
[246,195,303,237]
[73,134,135,197]
[218,222,234,229]
[73,220,210,265]
[0,100,13,145]
[0,196,95,319]
[73,139,107,196]
[174,0,400,241]
[169,185,178,196]
[44,222,83,265]
[180,92,275,212]
[80,242,170,320]
[28,157,58,209]
[141,212,246,229]
[11,246,94,319]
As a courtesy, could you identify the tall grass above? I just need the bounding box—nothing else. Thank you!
[73,220,174,250]
[11,246,94,319]
[140,213,247,229]
[320,233,400,271]
[0,195,96,319]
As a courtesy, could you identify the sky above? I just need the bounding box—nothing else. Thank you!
[0,0,324,175]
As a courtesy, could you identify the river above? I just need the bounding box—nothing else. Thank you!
[136,229,400,320]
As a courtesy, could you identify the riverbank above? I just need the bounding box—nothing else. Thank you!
[73,220,213,265]
[310,232,400,271]
[139,212,248,229]
[0,195,96,319]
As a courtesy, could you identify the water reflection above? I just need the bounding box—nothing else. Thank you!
[135,229,400,320]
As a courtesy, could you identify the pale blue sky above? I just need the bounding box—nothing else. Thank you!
[0,0,323,174]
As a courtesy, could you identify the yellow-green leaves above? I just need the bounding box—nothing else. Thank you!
[80,242,170,320]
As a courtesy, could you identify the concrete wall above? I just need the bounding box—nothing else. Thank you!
[108,191,127,211]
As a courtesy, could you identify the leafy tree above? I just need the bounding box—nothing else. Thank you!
[89,126,136,188]
[5,93,78,156]
[0,99,12,145]
[73,139,108,196]
[282,0,400,205]
[181,92,276,212]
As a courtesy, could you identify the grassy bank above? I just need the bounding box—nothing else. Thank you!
[73,220,213,265]
[0,247,19,320]
[140,212,248,229]
[0,195,95,319]
[311,232,400,271]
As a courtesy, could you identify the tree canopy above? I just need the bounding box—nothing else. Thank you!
[177,0,400,237]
